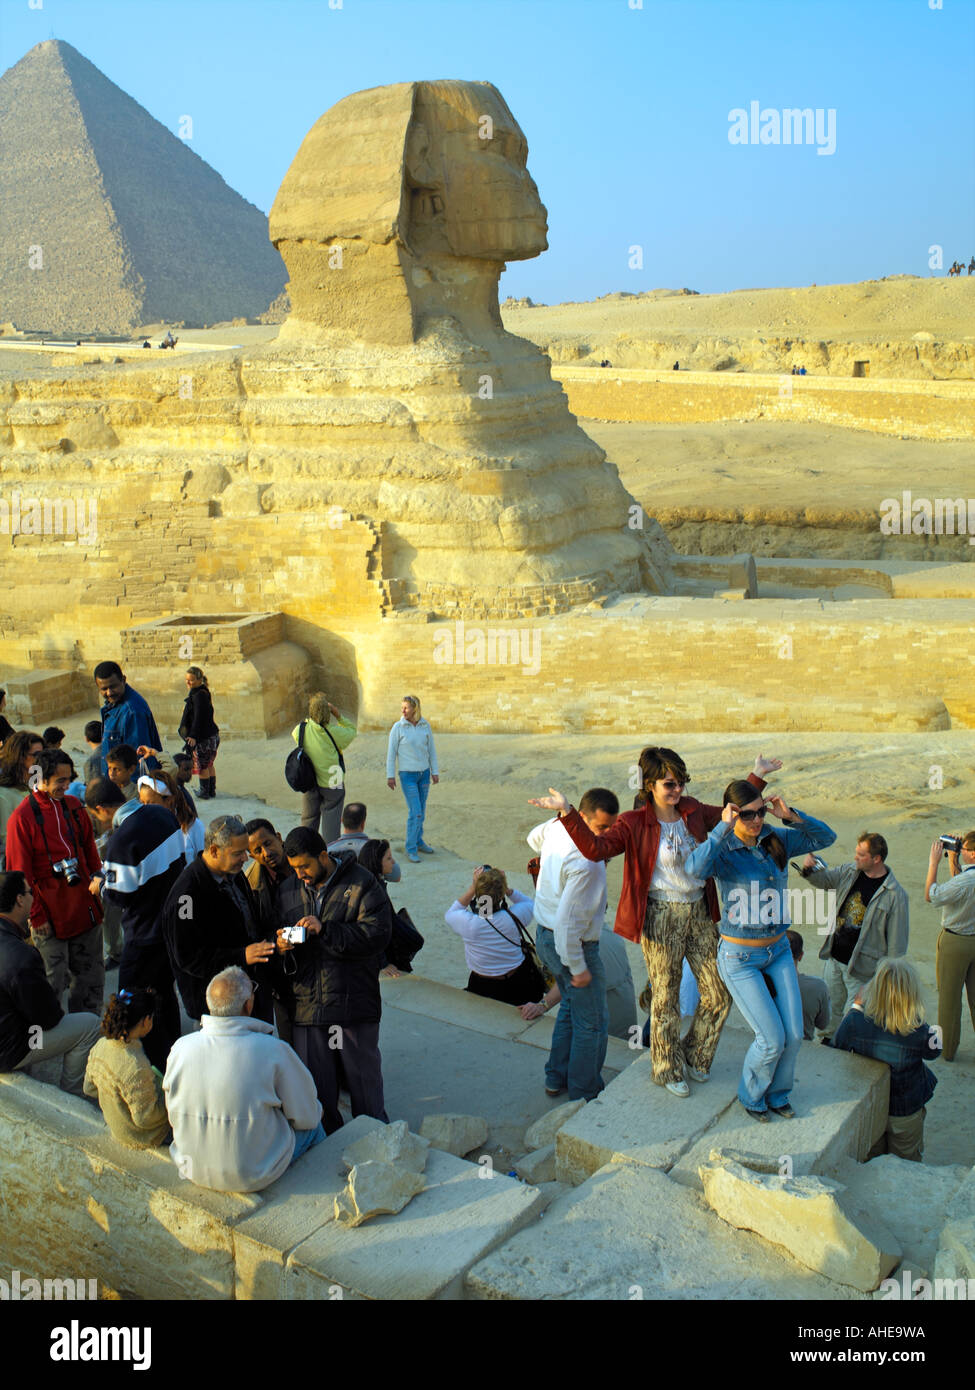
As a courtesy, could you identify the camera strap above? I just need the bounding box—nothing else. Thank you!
[28,792,82,870]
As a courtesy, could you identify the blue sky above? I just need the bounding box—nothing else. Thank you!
[2,0,972,301]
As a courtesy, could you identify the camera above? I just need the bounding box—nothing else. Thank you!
[940,835,963,856]
[792,855,827,877]
[281,925,307,945]
[52,857,82,887]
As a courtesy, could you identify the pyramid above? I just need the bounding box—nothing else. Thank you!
[0,40,287,333]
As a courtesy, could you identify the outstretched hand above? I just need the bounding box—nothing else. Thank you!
[754,755,783,777]
[529,788,570,815]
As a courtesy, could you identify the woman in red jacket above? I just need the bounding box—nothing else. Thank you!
[531,748,780,1097]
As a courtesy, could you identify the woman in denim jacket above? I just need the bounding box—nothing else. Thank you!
[683,779,836,1121]
[830,957,940,1162]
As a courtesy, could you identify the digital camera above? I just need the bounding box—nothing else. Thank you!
[281,925,307,945]
[52,857,82,887]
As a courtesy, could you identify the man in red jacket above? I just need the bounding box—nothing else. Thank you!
[5,748,104,1013]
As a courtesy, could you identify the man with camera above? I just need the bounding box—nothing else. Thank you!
[926,830,975,1061]
[161,815,280,1026]
[278,826,392,1134]
[802,832,909,1039]
[5,749,104,1013]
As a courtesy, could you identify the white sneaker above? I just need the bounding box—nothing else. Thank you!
[686,1064,710,1083]
[665,1080,690,1098]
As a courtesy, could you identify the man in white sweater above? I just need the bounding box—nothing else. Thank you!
[164,966,323,1192]
[527,788,620,1101]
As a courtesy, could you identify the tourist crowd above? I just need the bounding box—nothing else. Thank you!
[0,670,972,1191]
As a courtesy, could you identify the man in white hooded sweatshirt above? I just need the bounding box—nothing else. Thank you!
[164,965,323,1192]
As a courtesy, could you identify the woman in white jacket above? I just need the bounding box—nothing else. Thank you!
[386,694,439,863]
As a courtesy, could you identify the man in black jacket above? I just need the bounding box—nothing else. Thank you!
[161,815,278,1024]
[279,826,392,1133]
[0,871,101,1095]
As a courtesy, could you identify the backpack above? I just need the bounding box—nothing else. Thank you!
[285,720,318,793]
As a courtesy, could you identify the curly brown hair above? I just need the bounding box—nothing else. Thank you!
[100,988,158,1042]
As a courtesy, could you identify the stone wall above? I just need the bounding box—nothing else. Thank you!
[557,368,975,441]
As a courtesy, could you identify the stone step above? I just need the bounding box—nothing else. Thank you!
[466,1161,869,1301]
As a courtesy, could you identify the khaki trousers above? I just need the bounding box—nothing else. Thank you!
[867,1107,926,1163]
[935,928,975,1061]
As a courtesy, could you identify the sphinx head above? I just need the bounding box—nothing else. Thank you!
[270,80,548,344]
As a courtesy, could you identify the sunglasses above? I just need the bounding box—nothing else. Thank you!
[738,807,768,821]
[659,779,686,789]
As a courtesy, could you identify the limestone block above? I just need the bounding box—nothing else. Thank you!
[233,1115,381,1300]
[0,1073,259,1300]
[524,1099,585,1151]
[334,1161,427,1228]
[669,1036,890,1189]
[285,1146,544,1300]
[419,1113,489,1158]
[700,1154,901,1292]
[466,1162,869,1301]
[934,1217,975,1285]
[554,1048,734,1186]
[514,1145,557,1185]
[342,1119,429,1174]
[831,1154,971,1276]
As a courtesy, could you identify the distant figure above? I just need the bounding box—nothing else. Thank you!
[968,258,974,276]
[142,340,151,349]
[672,361,679,370]
[599,359,612,368]
[798,366,807,376]
[162,329,176,348]
[790,365,798,375]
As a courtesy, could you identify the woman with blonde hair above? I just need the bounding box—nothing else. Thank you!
[178,667,220,800]
[292,693,357,845]
[386,694,439,863]
[831,957,941,1161]
[445,865,541,1006]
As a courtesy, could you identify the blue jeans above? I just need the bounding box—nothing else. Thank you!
[717,935,803,1111]
[536,927,608,1101]
[400,768,430,854]
[290,1121,326,1164]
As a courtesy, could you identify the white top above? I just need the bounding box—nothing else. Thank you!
[444,888,533,977]
[527,817,607,977]
[164,1014,322,1193]
[649,817,705,902]
[386,717,438,777]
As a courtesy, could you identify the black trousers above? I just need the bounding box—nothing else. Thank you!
[466,955,542,1006]
[292,1019,388,1135]
[118,939,181,1073]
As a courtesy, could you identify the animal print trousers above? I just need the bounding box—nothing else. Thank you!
[640,897,731,1084]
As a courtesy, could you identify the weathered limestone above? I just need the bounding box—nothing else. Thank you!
[0,1072,262,1300]
[669,1038,889,1189]
[342,1118,430,1171]
[700,1153,901,1292]
[514,1145,557,1184]
[831,1154,973,1279]
[556,1030,889,1189]
[334,1161,427,1227]
[419,1113,489,1158]
[524,1099,585,1151]
[934,1217,975,1285]
[466,1162,869,1301]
